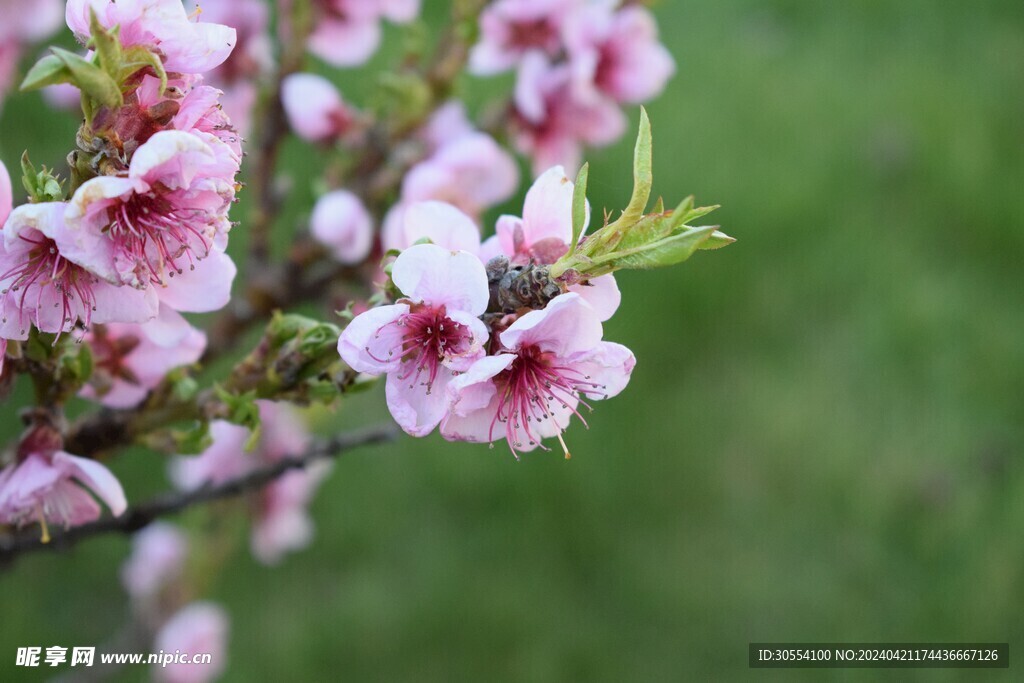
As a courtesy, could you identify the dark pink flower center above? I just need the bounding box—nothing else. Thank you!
[106,190,212,285]
[0,232,98,336]
[489,344,609,459]
[506,19,560,55]
[367,303,474,394]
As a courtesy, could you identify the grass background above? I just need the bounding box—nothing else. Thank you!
[2,0,1023,680]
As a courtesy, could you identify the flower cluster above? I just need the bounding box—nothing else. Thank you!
[2,1,240,343]
[470,0,675,173]
[0,0,245,534]
[339,167,635,458]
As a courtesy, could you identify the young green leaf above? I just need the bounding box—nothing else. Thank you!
[20,54,71,91]
[617,107,653,228]
[51,47,122,109]
[568,162,589,255]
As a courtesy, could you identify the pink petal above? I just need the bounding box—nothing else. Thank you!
[337,303,409,375]
[310,190,374,264]
[129,131,215,189]
[155,248,236,313]
[308,16,382,67]
[392,243,490,315]
[54,451,127,516]
[397,201,482,254]
[89,278,160,324]
[440,354,516,443]
[520,165,581,246]
[499,293,603,357]
[153,602,229,683]
[0,160,11,226]
[160,22,237,73]
[569,341,635,400]
[567,274,620,321]
[385,369,454,437]
[282,73,346,142]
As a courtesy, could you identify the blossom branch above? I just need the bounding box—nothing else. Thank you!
[0,423,398,564]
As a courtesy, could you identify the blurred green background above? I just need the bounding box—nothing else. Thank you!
[2,0,1024,680]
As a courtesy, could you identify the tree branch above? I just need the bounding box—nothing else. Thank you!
[0,423,398,565]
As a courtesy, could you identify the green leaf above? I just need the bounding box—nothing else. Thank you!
[618,107,653,228]
[51,47,122,109]
[169,421,213,455]
[119,45,168,94]
[89,10,122,78]
[20,54,72,91]
[568,163,589,255]
[699,229,736,250]
[593,226,718,273]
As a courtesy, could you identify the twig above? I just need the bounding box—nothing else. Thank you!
[0,424,398,565]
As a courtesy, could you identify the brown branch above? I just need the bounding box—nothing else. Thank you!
[0,424,398,565]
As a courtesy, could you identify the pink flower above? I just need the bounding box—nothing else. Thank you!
[401,131,520,219]
[66,0,237,74]
[308,0,421,67]
[281,73,354,144]
[120,521,188,599]
[310,190,373,265]
[338,243,490,436]
[511,52,626,175]
[564,3,675,105]
[81,305,207,409]
[152,602,228,683]
[1,202,158,340]
[469,0,578,75]
[65,130,237,313]
[382,200,482,254]
[0,438,127,538]
[441,292,635,458]
[484,166,620,320]
[251,461,331,565]
[170,401,327,564]
[0,159,11,226]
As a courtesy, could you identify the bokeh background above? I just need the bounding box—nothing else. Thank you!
[2,0,1023,680]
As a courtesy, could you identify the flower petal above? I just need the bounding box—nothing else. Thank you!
[570,341,636,400]
[385,369,453,437]
[500,293,602,357]
[392,243,490,315]
[568,274,620,322]
[398,201,481,254]
[54,451,127,516]
[337,303,409,375]
[155,248,236,313]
